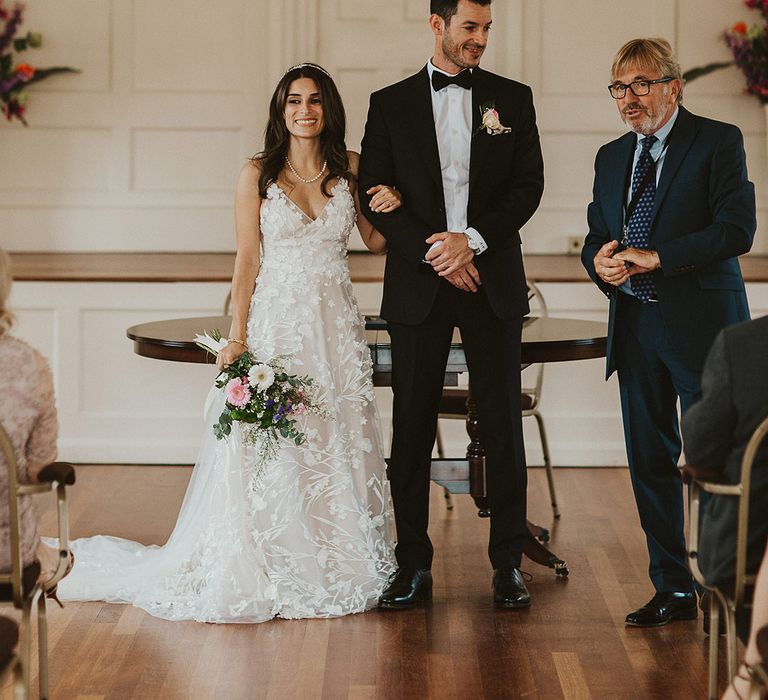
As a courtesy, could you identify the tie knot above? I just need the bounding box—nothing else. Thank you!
[641,135,657,153]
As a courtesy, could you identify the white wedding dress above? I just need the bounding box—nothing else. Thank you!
[53,178,396,623]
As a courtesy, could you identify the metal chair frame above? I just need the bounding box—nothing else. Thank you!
[688,414,768,700]
[0,423,73,700]
[436,280,560,518]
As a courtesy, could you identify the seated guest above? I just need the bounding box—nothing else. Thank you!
[0,248,59,581]
[682,316,768,629]
[721,543,768,700]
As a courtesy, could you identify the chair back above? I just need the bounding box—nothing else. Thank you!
[522,281,548,408]
[0,423,24,607]
[689,413,768,604]
[734,414,768,606]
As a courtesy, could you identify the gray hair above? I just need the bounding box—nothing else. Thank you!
[612,38,683,103]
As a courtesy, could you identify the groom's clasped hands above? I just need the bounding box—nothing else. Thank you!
[425,231,482,293]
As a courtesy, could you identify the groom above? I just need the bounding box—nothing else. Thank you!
[359,0,544,609]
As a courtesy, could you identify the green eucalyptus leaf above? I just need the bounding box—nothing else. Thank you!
[682,61,734,83]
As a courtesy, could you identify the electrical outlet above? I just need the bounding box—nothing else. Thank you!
[566,236,582,255]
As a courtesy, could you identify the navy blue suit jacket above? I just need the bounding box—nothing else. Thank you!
[581,106,756,378]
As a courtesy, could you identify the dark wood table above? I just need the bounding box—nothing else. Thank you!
[127,314,608,578]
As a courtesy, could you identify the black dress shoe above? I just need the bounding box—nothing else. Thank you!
[699,591,726,636]
[378,568,432,610]
[492,566,531,609]
[625,592,697,627]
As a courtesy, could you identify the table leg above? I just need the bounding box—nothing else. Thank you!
[465,393,491,517]
[464,391,569,578]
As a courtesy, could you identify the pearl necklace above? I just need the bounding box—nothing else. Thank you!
[285,157,327,184]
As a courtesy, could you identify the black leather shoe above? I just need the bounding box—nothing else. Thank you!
[378,568,432,610]
[699,592,726,636]
[625,592,697,627]
[492,566,531,609]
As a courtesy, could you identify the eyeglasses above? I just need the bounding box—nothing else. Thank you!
[608,77,673,99]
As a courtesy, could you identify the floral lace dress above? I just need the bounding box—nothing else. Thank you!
[0,336,58,572]
[55,178,396,623]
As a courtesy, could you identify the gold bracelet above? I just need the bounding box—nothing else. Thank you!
[228,338,248,349]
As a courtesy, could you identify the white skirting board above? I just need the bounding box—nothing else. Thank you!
[11,280,768,466]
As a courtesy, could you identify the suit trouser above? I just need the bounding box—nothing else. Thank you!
[387,280,528,571]
[615,294,701,592]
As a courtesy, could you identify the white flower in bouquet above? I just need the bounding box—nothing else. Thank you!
[248,363,275,391]
[194,331,228,355]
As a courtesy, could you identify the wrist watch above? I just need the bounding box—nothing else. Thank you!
[464,233,480,253]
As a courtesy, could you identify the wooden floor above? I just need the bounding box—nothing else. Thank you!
[2,466,723,699]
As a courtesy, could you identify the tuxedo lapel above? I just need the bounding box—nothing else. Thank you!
[408,67,443,192]
[469,68,495,189]
[650,106,697,232]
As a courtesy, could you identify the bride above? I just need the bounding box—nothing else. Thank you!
[54,63,401,623]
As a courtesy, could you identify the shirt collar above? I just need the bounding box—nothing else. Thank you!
[427,59,473,79]
[637,106,679,147]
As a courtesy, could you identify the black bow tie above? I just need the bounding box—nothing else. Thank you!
[431,69,473,92]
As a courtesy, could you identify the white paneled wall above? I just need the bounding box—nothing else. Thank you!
[0,0,764,253]
[2,1,767,464]
[11,279,768,465]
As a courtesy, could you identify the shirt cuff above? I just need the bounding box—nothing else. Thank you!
[465,227,488,254]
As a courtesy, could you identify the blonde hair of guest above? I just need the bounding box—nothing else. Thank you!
[0,248,15,337]
[612,37,684,103]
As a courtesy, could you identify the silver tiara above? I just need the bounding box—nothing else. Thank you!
[285,63,332,78]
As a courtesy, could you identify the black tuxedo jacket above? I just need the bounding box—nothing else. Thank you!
[359,66,544,325]
[681,315,768,586]
[581,106,756,378]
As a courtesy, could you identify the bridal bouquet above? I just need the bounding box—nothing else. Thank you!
[195,330,326,463]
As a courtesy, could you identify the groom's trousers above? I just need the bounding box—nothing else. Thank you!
[387,279,529,570]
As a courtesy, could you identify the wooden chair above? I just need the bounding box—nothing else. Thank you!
[0,423,75,700]
[687,414,768,700]
[0,616,24,699]
[435,280,560,518]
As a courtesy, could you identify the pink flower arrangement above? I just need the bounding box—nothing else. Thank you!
[225,378,251,408]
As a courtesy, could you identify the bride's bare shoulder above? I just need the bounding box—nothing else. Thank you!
[237,158,263,189]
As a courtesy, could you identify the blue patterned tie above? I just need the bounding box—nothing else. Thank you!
[626,135,657,302]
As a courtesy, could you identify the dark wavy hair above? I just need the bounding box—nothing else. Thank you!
[431,0,492,24]
[254,63,350,198]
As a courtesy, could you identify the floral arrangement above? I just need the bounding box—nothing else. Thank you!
[684,0,768,103]
[195,330,326,464]
[0,1,79,124]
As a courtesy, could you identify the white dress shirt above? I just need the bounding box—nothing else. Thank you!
[426,60,488,255]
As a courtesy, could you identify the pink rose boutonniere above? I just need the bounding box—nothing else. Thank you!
[478,101,511,135]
